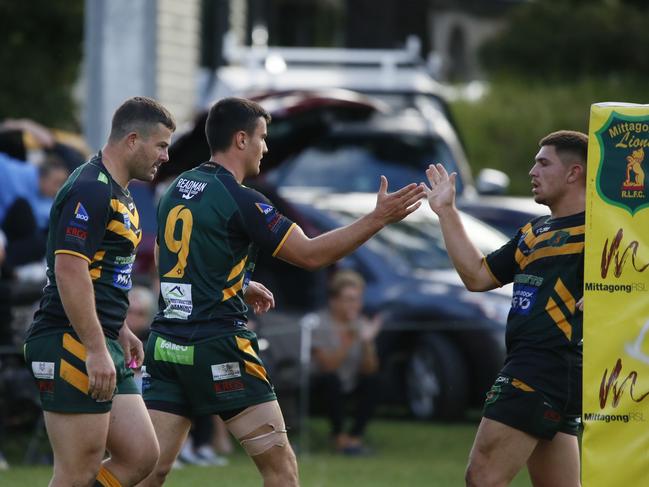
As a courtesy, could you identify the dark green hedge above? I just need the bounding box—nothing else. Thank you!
[451,76,648,195]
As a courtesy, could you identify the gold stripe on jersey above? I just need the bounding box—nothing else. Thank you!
[534,225,585,245]
[515,242,584,270]
[512,379,535,392]
[60,358,89,394]
[546,296,572,341]
[272,223,297,257]
[520,222,534,248]
[54,249,91,263]
[107,219,142,248]
[110,199,140,228]
[554,277,576,314]
[222,276,244,302]
[89,250,106,280]
[227,256,248,281]
[62,333,87,361]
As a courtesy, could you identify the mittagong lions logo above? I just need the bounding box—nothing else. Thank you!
[596,112,649,215]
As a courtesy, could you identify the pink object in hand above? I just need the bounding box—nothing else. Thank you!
[128,358,138,369]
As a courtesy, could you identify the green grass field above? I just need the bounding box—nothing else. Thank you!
[0,418,533,486]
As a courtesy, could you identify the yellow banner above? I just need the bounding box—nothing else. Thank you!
[583,103,649,486]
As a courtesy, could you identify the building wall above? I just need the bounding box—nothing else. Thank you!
[157,0,201,122]
[430,10,504,81]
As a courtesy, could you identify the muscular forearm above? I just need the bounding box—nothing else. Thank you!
[56,259,106,352]
[436,207,493,291]
[281,212,385,270]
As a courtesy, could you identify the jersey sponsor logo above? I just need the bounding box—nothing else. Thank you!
[65,225,87,242]
[513,274,544,287]
[511,283,538,315]
[31,361,55,380]
[113,263,133,290]
[255,202,274,215]
[211,362,242,381]
[485,384,502,405]
[74,202,89,222]
[161,282,193,319]
[123,213,131,230]
[68,219,88,230]
[213,379,245,395]
[547,230,570,247]
[37,380,55,393]
[174,178,207,201]
[153,337,194,365]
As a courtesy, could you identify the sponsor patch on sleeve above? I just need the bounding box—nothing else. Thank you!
[74,202,90,222]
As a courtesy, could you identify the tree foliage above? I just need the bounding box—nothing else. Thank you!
[0,0,84,129]
[481,0,649,79]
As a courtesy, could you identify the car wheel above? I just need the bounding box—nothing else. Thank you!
[405,333,469,420]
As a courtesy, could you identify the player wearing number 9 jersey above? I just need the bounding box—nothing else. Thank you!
[139,97,425,487]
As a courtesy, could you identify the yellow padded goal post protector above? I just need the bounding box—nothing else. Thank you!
[583,102,649,486]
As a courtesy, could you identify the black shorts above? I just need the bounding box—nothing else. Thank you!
[483,374,581,440]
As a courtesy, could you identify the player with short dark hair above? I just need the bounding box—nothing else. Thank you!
[423,130,587,487]
[24,96,175,487]
[139,97,424,487]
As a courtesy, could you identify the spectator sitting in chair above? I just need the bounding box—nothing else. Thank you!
[311,269,382,455]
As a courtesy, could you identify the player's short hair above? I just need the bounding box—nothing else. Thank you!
[108,96,176,142]
[328,269,366,298]
[539,130,588,166]
[205,97,271,153]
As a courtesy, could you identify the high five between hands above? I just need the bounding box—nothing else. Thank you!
[422,163,457,215]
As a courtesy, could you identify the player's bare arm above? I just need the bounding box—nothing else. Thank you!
[277,176,424,270]
[422,163,498,292]
[55,253,116,401]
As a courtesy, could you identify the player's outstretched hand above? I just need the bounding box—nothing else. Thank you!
[373,175,425,225]
[245,281,275,315]
[86,348,117,402]
[422,163,457,215]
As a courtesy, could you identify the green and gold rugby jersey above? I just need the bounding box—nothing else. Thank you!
[484,212,584,406]
[151,162,295,341]
[26,153,141,340]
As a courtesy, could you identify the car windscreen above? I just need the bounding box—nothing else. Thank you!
[266,133,464,195]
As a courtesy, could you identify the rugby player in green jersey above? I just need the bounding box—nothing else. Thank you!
[139,97,424,487]
[423,131,587,487]
[24,97,175,487]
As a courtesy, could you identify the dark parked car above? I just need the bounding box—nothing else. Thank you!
[252,192,512,421]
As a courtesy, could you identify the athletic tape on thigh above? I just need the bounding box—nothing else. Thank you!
[225,401,288,456]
